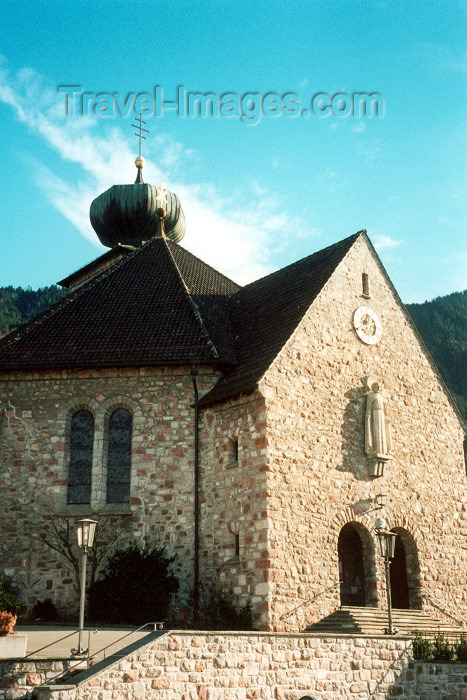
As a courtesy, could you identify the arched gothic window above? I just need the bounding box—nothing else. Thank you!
[68,410,94,504]
[106,408,132,503]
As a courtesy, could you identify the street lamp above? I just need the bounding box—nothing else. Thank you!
[74,518,98,655]
[374,518,397,635]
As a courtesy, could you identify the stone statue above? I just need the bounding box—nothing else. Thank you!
[363,376,392,476]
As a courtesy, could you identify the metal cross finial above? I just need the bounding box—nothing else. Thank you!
[131,114,149,157]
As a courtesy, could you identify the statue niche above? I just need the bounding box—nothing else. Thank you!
[362,375,392,476]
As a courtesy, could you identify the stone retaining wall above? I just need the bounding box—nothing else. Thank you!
[33,631,467,700]
[0,658,74,700]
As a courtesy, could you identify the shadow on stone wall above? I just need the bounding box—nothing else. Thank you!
[338,385,372,482]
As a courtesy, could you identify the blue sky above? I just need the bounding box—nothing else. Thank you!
[0,0,465,302]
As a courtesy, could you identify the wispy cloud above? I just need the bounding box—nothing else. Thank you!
[323,169,341,194]
[419,42,467,74]
[0,58,308,285]
[356,139,381,165]
[28,159,97,237]
[436,214,454,227]
[372,233,402,251]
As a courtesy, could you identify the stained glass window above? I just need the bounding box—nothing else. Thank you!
[68,410,94,504]
[106,408,132,503]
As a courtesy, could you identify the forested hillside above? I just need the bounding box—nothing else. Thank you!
[0,285,465,420]
[406,290,467,421]
[0,286,68,336]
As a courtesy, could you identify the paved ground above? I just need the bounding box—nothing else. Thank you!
[15,624,157,661]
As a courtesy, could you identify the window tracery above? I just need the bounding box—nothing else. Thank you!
[106,408,132,503]
[68,410,94,504]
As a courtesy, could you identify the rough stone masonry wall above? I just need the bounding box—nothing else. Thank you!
[0,658,73,700]
[260,236,467,631]
[34,632,467,700]
[0,365,218,614]
[199,394,269,625]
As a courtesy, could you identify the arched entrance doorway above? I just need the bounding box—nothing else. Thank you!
[389,533,410,608]
[388,528,421,609]
[338,524,366,606]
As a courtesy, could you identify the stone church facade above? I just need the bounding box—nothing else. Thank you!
[0,170,465,631]
[199,235,466,630]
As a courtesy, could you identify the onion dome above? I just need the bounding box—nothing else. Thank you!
[90,157,186,248]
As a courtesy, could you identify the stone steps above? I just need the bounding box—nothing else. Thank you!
[305,606,465,638]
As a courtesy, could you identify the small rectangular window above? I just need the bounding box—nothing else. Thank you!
[227,437,239,467]
[362,272,370,298]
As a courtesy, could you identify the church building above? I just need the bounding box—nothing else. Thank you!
[0,155,466,632]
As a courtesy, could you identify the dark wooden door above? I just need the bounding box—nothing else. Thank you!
[338,526,366,606]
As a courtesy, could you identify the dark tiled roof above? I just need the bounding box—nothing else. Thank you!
[199,232,361,405]
[58,245,135,289]
[0,231,361,401]
[0,237,239,370]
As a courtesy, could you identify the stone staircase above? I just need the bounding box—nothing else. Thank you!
[305,606,465,638]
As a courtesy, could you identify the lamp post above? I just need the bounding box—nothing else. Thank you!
[374,518,397,635]
[75,518,98,655]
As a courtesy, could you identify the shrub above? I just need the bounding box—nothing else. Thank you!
[32,599,58,622]
[455,635,467,664]
[197,587,253,631]
[88,544,179,625]
[412,632,434,661]
[433,634,455,662]
[0,576,19,615]
[413,631,467,663]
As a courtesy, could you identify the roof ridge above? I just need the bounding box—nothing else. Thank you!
[228,231,362,299]
[166,239,241,290]
[161,238,220,360]
[200,231,363,406]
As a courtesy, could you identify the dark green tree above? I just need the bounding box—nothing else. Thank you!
[0,576,19,614]
[407,290,467,420]
[0,285,68,336]
[88,544,179,625]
